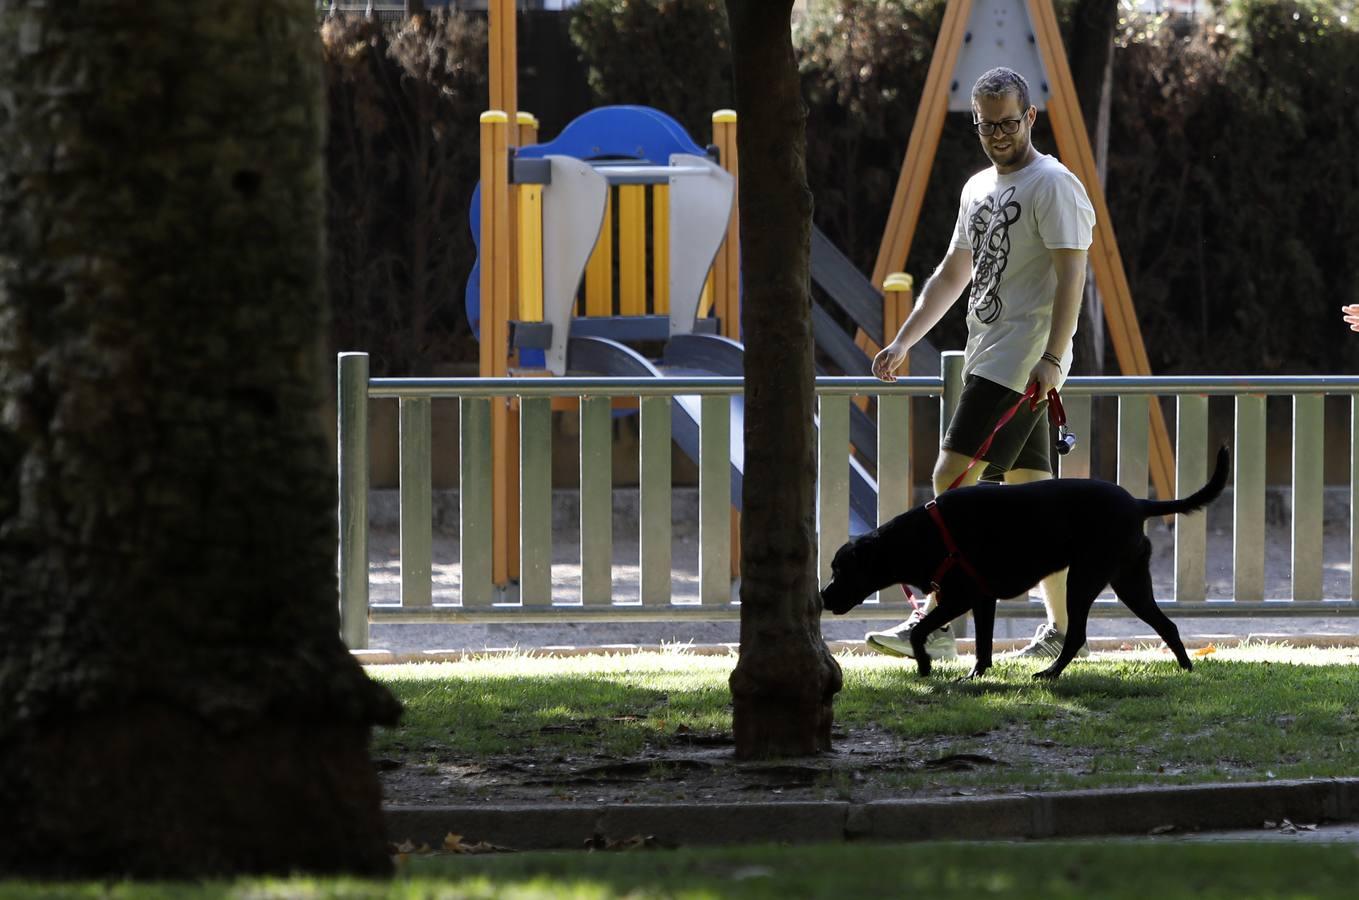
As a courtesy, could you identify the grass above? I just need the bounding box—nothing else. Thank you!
[6,841,1359,898]
[370,644,1359,794]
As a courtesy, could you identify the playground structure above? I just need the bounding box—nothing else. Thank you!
[467,0,1174,592]
[469,103,916,590]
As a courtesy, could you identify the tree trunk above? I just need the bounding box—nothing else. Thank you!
[0,0,400,878]
[1068,0,1119,376]
[724,0,842,760]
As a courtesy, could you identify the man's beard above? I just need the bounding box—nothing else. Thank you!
[985,137,1027,168]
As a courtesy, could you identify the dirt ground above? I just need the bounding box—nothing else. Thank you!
[375,718,1097,808]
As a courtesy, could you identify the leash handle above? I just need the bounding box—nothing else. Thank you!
[1046,387,1066,427]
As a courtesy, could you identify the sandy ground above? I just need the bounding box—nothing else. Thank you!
[364,514,1359,654]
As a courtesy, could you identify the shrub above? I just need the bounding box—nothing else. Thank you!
[568,0,734,143]
[321,11,488,375]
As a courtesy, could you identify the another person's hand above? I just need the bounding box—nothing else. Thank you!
[872,341,911,382]
[1343,304,1359,332]
[1027,357,1061,400]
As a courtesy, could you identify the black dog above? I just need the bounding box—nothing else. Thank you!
[821,446,1230,680]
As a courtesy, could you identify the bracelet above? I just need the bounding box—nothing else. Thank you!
[1040,352,1061,366]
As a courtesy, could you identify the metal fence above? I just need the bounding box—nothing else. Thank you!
[337,351,1359,648]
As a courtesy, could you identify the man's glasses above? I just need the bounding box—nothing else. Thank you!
[972,117,1024,137]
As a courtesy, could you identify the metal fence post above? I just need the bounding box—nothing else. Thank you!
[399,397,433,609]
[338,352,370,649]
[940,351,965,445]
[939,351,967,634]
[817,394,850,586]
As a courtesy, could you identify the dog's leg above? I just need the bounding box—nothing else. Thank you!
[1112,536,1193,671]
[1032,563,1110,680]
[908,597,969,677]
[965,597,996,679]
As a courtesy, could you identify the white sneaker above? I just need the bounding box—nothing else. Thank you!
[1002,622,1090,660]
[865,609,958,660]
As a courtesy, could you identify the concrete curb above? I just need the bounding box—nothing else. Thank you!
[355,634,1359,665]
[385,778,1359,850]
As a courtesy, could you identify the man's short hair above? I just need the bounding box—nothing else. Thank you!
[971,67,1031,113]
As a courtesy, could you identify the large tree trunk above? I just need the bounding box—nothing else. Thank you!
[1068,0,1119,376]
[725,0,842,760]
[0,0,400,878]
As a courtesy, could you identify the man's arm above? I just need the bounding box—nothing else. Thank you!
[872,245,973,382]
[1028,247,1088,395]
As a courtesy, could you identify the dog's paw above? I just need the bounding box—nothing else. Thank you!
[962,663,990,681]
[1031,667,1061,681]
[915,656,933,677]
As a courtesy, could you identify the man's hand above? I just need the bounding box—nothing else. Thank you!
[1027,357,1061,399]
[1343,304,1359,332]
[872,341,911,382]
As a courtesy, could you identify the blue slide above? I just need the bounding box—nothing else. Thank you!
[468,105,894,537]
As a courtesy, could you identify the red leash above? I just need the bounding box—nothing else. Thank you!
[899,382,1067,608]
[944,382,1059,492]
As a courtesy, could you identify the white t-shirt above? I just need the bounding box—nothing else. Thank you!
[950,153,1095,393]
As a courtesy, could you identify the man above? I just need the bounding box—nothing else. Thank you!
[865,66,1096,662]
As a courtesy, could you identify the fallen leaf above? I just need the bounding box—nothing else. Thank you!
[1193,644,1217,658]
[443,830,514,853]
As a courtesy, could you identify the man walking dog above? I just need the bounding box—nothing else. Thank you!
[866,66,1095,662]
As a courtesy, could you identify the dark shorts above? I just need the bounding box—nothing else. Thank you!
[942,374,1052,475]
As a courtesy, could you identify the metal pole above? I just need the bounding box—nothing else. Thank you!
[338,352,371,649]
[940,351,965,446]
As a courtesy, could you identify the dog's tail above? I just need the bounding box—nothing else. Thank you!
[1137,445,1230,519]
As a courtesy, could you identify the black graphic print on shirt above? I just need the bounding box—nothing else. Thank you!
[966,186,1022,325]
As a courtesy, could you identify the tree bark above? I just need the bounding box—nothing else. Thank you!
[0,0,400,878]
[724,0,842,760]
[1068,0,1119,376]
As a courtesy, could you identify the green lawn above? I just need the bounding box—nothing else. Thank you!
[6,841,1359,898]
[370,644,1359,795]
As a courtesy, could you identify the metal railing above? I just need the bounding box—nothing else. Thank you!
[338,351,1359,648]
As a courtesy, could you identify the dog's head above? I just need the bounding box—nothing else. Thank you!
[820,509,930,615]
[820,534,876,614]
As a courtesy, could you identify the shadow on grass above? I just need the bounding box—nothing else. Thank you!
[371,653,1359,789]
